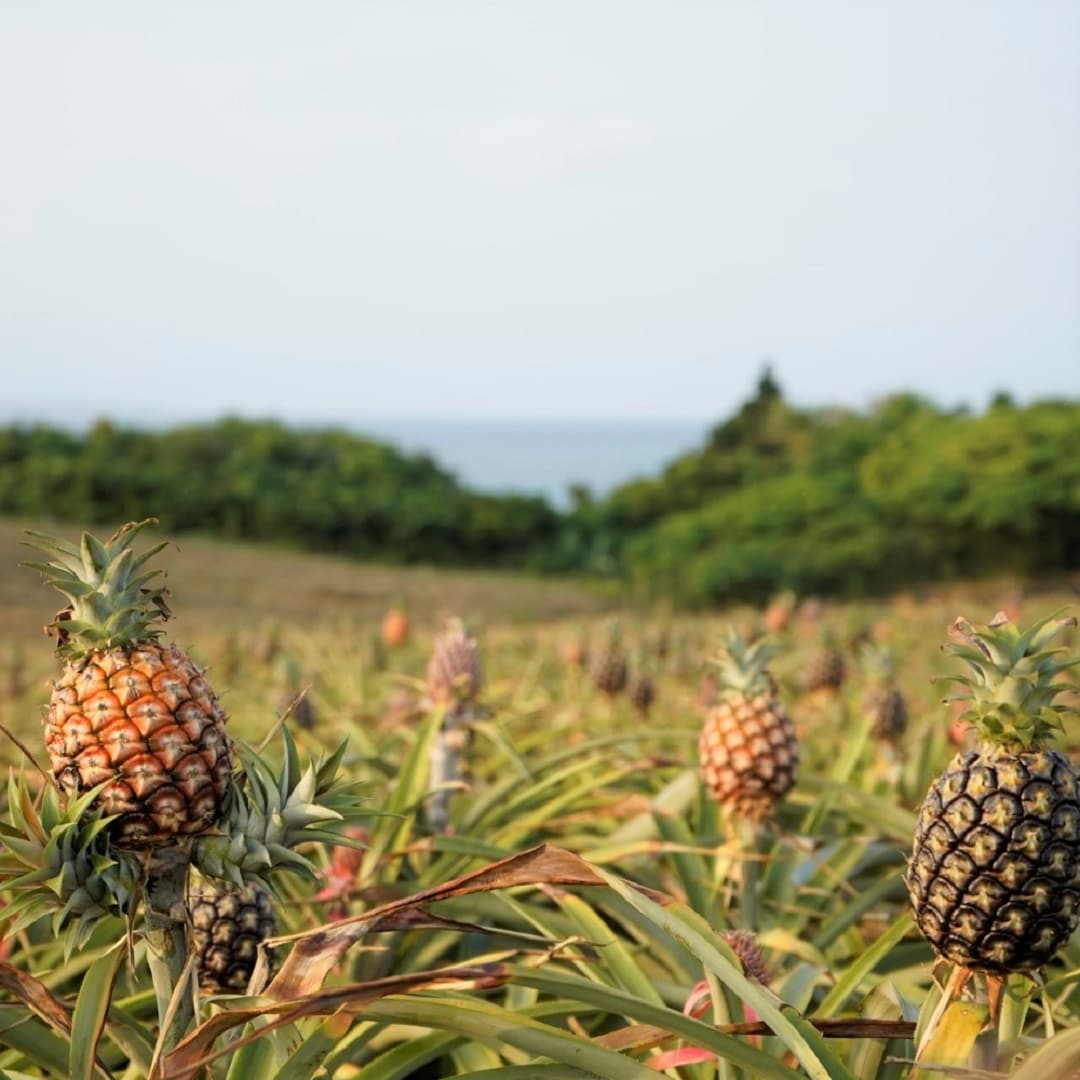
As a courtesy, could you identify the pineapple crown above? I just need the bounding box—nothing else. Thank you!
[708,627,779,698]
[940,609,1078,751]
[0,775,141,956]
[24,519,170,660]
[193,729,368,892]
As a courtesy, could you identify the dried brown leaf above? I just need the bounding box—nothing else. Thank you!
[267,842,606,1000]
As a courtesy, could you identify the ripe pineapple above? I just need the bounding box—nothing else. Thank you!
[907,611,1080,974]
[190,878,276,994]
[381,605,410,648]
[590,622,628,696]
[699,631,798,820]
[425,618,482,709]
[28,520,232,846]
[858,642,908,744]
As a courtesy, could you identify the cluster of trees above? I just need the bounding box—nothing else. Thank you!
[569,374,1079,603]
[0,419,559,567]
[1,378,1076,604]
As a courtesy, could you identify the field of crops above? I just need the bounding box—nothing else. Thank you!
[0,518,1078,1078]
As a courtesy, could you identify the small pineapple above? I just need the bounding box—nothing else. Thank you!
[28,521,232,846]
[628,666,656,717]
[907,611,1080,974]
[699,630,798,821]
[425,618,482,709]
[190,878,276,994]
[273,653,317,731]
[802,641,845,693]
[589,622,628,696]
[381,605,410,649]
[858,643,908,744]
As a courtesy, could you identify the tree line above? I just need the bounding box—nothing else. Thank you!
[1,378,1076,604]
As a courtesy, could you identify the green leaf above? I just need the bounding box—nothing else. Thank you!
[595,870,854,1080]
[814,914,913,1019]
[69,942,125,1080]
[363,994,657,1079]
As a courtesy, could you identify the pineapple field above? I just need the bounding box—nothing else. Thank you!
[0,518,1078,1079]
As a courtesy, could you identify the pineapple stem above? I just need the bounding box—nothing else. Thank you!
[145,849,194,1053]
[428,707,468,833]
[970,977,999,1071]
[735,816,761,932]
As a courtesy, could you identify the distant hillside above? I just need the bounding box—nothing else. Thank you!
[1,381,1077,603]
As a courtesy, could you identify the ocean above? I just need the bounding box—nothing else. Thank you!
[356,418,710,506]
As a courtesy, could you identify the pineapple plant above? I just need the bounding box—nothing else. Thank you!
[699,630,798,821]
[589,621,628,696]
[858,642,908,744]
[190,877,277,994]
[26,519,232,845]
[907,611,1080,975]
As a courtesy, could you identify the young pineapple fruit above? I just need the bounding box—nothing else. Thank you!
[425,618,483,709]
[699,630,798,821]
[589,622,628,697]
[273,653,317,731]
[28,520,232,845]
[858,642,908,744]
[628,665,656,718]
[802,641,846,693]
[907,611,1080,974]
[190,878,276,994]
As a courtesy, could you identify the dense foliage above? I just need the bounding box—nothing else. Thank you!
[0,418,559,567]
[571,375,1080,603]
[1,378,1077,602]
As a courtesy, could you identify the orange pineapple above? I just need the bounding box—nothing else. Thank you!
[29,520,232,846]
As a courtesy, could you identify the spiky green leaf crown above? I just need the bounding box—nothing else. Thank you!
[708,628,779,698]
[941,610,1078,750]
[24,519,170,659]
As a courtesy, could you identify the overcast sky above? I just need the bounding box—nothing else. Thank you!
[1,1,1077,423]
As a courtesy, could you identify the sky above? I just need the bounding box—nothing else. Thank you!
[1,1,1078,424]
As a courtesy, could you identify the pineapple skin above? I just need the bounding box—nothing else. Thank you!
[590,648,628,696]
[45,644,232,845]
[699,690,798,818]
[907,748,1080,974]
[190,883,276,994]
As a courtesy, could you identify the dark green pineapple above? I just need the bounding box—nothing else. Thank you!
[907,611,1080,974]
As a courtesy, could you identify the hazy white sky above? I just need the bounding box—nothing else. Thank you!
[1,1,1077,422]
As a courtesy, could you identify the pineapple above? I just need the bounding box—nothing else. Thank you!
[858,642,908,744]
[589,622,628,696]
[628,668,656,717]
[27,520,232,846]
[274,653,317,731]
[699,630,798,820]
[381,605,410,648]
[907,611,1080,974]
[190,878,276,994]
[802,641,845,693]
[425,618,482,709]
